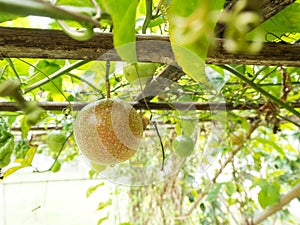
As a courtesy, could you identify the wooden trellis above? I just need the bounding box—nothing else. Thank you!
[0,0,298,114]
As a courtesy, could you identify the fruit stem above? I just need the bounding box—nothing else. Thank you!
[105,60,111,99]
[106,82,111,98]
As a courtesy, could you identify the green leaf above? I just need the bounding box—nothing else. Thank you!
[261,3,300,35]
[223,181,236,197]
[20,115,31,139]
[3,146,37,178]
[258,182,280,209]
[169,0,225,85]
[255,137,285,157]
[86,182,105,198]
[180,117,197,136]
[97,215,109,225]
[97,199,112,211]
[171,43,206,83]
[207,183,222,202]
[24,146,37,164]
[101,0,138,63]
[0,12,20,23]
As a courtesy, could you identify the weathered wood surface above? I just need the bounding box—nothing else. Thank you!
[1,27,300,67]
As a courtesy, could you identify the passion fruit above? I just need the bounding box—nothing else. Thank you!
[46,130,66,153]
[73,99,143,165]
[173,135,194,157]
[124,63,157,82]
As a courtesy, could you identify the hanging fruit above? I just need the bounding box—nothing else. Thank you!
[73,99,144,165]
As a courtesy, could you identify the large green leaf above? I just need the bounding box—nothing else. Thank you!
[0,13,20,23]
[258,182,280,209]
[169,0,225,85]
[3,146,37,178]
[101,0,138,63]
[250,3,300,38]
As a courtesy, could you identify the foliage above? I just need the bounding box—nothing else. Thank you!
[0,117,14,168]
[0,0,300,225]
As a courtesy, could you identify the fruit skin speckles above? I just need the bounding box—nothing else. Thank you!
[73,99,143,165]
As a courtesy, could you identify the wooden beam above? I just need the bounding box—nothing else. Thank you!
[135,65,185,102]
[1,27,300,67]
[0,27,173,63]
[1,101,300,111]
[206,39,300,67]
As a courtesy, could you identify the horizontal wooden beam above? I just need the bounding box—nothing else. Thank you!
[0,27,173,63]
[206,40,300,67]
[1,101,300,111]
[1,27,300,67]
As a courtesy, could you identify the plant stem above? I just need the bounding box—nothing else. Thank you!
[0,0,100,27]
[219,65,300,119]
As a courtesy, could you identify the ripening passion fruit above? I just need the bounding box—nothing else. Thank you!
[73,99,144,165]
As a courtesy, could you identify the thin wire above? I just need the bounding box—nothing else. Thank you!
[152,120,165,170]
[33,132,73,173]
[2,181,7,225]
[17,58,71,105]
[134,64,166,171]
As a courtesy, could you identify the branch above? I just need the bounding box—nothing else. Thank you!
[0,0,101,27]
[1,101,300,112]
[135,65,185,102]
[252,182,300,225]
